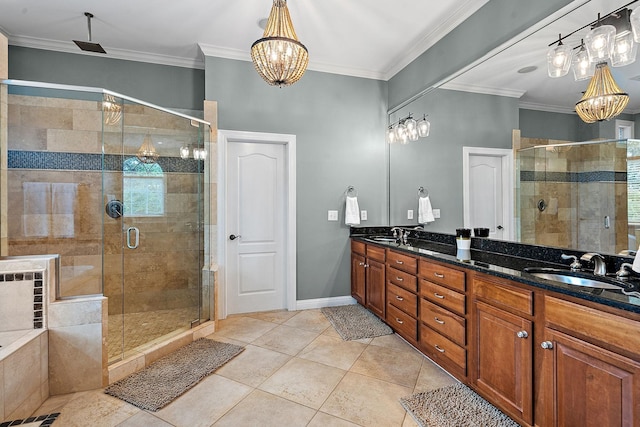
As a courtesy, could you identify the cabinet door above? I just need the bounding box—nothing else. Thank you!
[366,259,385,318]
[473,301,533,424]
[351,252,366,305]
[541,328,640,427]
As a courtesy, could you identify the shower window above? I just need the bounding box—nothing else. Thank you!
[122,157,165,216]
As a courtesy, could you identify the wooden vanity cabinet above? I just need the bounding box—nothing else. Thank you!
[418,259,468,378]
[350,241,385,318]
[386,249,419,343]
[470,273,534,425]
[538,296,640,427]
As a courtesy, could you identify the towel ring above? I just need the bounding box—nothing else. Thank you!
[346,186,358,197]
[418,186,429,198]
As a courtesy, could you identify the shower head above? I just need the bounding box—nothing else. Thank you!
[73,12,106,54]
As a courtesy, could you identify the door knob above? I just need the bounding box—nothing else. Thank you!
[497,225,504,230]
[229,234,241,240]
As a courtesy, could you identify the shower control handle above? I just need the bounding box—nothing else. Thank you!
[126,226,139,249]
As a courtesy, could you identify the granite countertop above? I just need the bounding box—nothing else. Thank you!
[352,235,640,315]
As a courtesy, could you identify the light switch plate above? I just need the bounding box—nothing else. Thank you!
[328,210,338,221]
[407,209,414,220]
[433,209,441,218]
[360,210,367,221]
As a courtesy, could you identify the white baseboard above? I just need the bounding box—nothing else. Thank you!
[295,295,357,311]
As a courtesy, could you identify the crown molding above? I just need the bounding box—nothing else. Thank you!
[440,81,525,98]
[10,35,204,69]
[198,42,386,80]
[518,101,576,114]
[383,0,490,80]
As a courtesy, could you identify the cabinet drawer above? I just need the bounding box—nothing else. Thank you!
[366,245,386,262]
[387,282,418,317]
[420,298,466,346]
[351,240,365,256]
[473,275,533,316]
[420,279,466,316]
[386,303,418,341]
[421,325,466,372]
[387,250,417,274]
[387,266,418,293]
[545,296,640,354]
[419,259,465,292]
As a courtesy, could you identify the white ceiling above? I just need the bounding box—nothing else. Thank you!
[0,0,488,81]
[443,0,640,114]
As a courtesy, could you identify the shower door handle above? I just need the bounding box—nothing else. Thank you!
[126,226,139,249]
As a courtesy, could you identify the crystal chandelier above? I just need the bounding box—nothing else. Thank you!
[575,62,629,123]
[136,134,159,164]
[250,0,309,87]
[102,94,121,126]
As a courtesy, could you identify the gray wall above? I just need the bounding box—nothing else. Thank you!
[8,46,204,111]
[204,56,388,300]
[519,109,580,141]
[389,89,518,229]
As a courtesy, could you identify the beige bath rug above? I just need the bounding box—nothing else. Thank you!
[400,383,520,427]
[105,338,243,411]
[321,304,392,341]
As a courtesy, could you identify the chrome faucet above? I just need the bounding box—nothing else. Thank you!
[390,227,403,239]
[580,253,607,276]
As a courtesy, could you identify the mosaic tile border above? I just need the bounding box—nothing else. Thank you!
[0,412,59,427]
[0,271,44,329]
[8,150,204,174]
[520,170,627,183]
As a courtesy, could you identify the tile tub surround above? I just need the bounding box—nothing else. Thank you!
[0,271,44,331]
[0,329,48,423]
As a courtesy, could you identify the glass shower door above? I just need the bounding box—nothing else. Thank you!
[104,95,207,363]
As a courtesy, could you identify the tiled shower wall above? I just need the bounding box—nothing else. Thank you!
[5,93,204,316]
[519,138,627,254]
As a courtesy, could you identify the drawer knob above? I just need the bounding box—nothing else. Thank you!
[364,264,369,268]
[358,262,365,266]
[434,292,445,299]
[434,272,445,278]
[395,317,404,325]
[396,260,404,265]
[396,277,404,282]
[395,295,404,301]
[541,341,554,350]
[434,317,445,324]
[517,330,528,339]
[435,344,445,353]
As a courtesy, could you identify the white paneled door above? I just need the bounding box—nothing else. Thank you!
[226,141,286,314]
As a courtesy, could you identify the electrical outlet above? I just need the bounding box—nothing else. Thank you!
[360,210,367,221]
[328,210,338,221]
[433,209,441,219]
[407,209,414,220]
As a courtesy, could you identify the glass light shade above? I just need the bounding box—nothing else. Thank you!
[632,7,640,43]
[417,117,430,137]
[585,24,616,62]
[575,62,629,123]
[250,0,308,87]
[395,123,408,144]
[193,148,208,160]
[386,127,396,144]
[572,45,594,81]
[408,127,419,142]
[180,146,190,159]
[547,43,572,78]
[405,117,417,133]
[611,32,638,67]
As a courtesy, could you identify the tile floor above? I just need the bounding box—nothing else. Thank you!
[29,308,458,427]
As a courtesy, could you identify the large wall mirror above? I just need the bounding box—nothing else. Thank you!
[388,0,640,257]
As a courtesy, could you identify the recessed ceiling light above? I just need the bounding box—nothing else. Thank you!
[517,66,538,74]
[257,18,268,30]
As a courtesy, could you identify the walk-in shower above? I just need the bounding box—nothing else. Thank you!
[0,80,211,364]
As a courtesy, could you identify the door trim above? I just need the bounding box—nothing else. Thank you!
[462,147,514,241]
[217,130,297,319]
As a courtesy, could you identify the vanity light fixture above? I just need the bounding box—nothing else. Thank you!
[547,34,573,78]
[179,145,207,160]
[250,0,309,87]
[572,40,595,81]
[387,114,431,144]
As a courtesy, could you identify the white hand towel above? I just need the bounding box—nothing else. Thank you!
[633,244,640,273]
[345,196,360,226]
[418,196,435,224]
